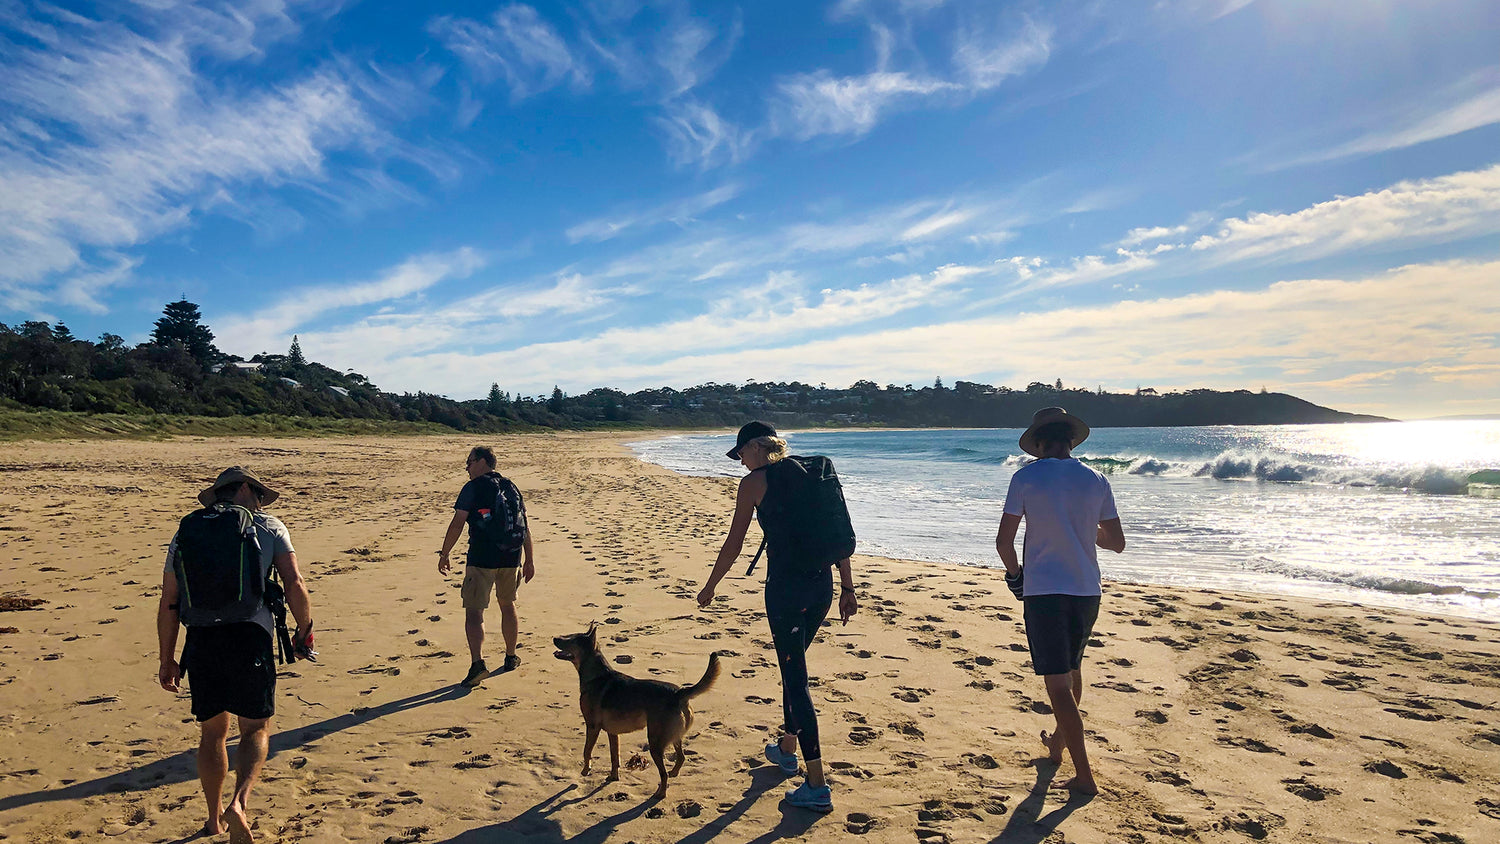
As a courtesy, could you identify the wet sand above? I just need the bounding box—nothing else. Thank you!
[0,431,1497,843]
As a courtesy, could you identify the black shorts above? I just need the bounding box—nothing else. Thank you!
[184,623,276,721]
[1023,595,1101,676]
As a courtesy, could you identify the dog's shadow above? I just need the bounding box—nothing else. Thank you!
[431,765,813,844]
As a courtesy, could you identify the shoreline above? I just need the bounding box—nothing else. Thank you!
[1,431,1496,843]
[624,429,1500,625]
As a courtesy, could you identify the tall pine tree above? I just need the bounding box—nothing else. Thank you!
[288,335,307,367]
[150,299,221,368]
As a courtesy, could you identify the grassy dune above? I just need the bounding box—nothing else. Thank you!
[0,410,461,441]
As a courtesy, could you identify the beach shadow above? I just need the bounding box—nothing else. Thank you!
[433,784,660,844]
[0,683,470,814]
[987,761,1093,844]
[671,765,803,844]
[432,764,798,844]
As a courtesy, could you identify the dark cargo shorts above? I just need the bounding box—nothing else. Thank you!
[185,623,276,721]
[1023,594,1101,676]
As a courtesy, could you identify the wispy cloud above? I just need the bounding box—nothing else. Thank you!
[953,16,1052,90]
[350,261,988,396]
[1189,164,1500,264]
[770,71,960,139]
[458,257,1495,417]
[215,248,487,355]
[0,3,429,314]
[429,4,589,101]
[653,100,755,169]
[766,3,1051,142]
[566,183,742,243]
[1315,74,1500,163]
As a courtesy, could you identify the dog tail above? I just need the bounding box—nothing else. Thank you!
[678,651,721,701]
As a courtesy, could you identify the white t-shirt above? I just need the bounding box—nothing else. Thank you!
[1002,457,1118,597]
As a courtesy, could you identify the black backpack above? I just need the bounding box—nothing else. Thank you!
[469,473,527,554]
[172,502,265,627]
[750,455,856,577]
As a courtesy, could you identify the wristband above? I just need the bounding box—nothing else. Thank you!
[840,585,856,592]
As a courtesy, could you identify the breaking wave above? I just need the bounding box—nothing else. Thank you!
[1244,558,1499,600]
[1068,451,1496,496]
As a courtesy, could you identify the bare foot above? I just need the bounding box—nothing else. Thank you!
[1050,775,1098,794]
[223,800,254,844]
[1039,730,1063,764]
[201,820,226,838]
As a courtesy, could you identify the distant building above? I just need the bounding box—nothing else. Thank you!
[280,377,301,388]
[327,386,350,397]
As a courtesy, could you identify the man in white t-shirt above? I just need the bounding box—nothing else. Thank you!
[996,407,1125,795]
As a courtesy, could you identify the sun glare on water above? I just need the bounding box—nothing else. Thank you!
[1280,421,1500,469]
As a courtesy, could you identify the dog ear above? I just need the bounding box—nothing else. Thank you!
[586,621,598,643]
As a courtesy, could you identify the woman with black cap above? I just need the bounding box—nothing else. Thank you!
[697,421,858,813]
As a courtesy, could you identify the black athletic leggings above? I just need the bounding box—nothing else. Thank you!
[765,566,833,762]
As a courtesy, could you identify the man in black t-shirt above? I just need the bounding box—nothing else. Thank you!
[438,446,535,687]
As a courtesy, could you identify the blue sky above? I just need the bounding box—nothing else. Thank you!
[2,0,1499,419]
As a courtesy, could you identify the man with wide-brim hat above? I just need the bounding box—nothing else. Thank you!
[159,466,312,841]
[1018,406,1090,458]
[995,407,1125,795]
[197,466,280,507]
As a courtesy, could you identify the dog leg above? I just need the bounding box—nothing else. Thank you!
[669,738,685,778]
[606,732,621,783]
[648,730,670,798]
[581,723,600,776]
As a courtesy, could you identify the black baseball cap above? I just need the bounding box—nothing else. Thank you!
[727,420,778,460]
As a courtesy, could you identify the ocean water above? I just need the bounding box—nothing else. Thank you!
[628,422,1500,621]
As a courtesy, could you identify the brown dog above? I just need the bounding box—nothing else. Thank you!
[553,625,720,797]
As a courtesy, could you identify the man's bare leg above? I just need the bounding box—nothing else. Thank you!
[1042,672,1096,793]
[197,714,230,836]
[465,606,486,664]
[1040,668,1084,762]
[497,600,519,658]
[223,716,271,843]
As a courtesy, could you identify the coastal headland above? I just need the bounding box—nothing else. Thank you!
[0,432,1495,843]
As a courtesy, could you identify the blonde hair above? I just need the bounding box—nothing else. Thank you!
[750,435,788,463]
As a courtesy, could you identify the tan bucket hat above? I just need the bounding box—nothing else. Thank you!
[198,466,280,507]
[1018,406,1090,458]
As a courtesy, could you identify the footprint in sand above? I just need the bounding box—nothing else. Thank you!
[1364,760,1407,779]
[845,811,879,833]
[828,760,873,779]
[1216,736,1281,754]
[1289,722,1334,739]
[1146,769,1192,787]
[1282,776,1339,801]
[888,720,925,739]
[848,726,880,745]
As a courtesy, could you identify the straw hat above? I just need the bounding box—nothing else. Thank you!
[198,466,279,507]
[1018,407,1090,458]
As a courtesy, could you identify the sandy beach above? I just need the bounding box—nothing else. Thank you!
[1,431,1497,844]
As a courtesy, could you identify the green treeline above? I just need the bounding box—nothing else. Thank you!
[0,301,1385,435]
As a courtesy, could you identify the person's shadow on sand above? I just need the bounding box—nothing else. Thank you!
[433,783,656,844]
[0,683,470,815]
[988,760,1093,844]
[431,764,818,844]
